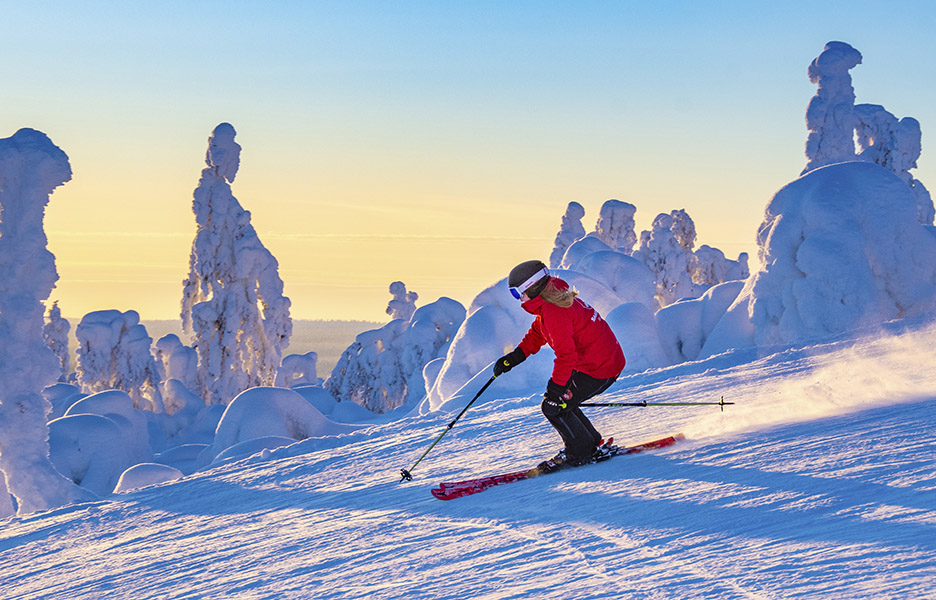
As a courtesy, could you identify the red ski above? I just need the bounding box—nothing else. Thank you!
[431,434,684,501]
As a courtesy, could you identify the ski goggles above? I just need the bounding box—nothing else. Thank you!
[509,267,549,300]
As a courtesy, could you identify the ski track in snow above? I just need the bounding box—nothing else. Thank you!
[3,327,936,599]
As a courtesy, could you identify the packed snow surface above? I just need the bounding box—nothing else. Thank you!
[2,321,935,599]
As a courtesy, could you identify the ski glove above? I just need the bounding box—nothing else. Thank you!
[542,379,572,417]
[493,347,526,376]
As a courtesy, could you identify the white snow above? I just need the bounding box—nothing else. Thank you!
[63,390,154,465]
[855,104,935,225]
[703,161,936,356]
[47,413,130,496]
[154,333,198,396]
[2,323,935,598]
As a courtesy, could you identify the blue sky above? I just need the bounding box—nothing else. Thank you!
[2,1,935,320]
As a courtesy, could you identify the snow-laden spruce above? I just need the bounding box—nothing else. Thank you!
[386,281,418,321]
[634,210,704,306]
[0,129,94,515]
[153,333,199,411]
[590,199,638,254]
[802,41,863,174]
[43,301,70,381]
[76,309,165,413]
[275,352,319,388]
[328,285,466,413]
[548,201,586,268]
[181,123,292,405]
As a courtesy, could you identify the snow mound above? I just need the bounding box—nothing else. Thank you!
[210,387,357,461]
[657,280,745,363]
[64,390,153,464]
[590,198,637,253]
[154,443,208,475]
[329,398,382,423]
[291,385,338,415]
[605,302,670,371]
[48,413,130,496]
[574,250,656,310]
[113,463,183,494]
[560,236,612,270]
[704,161,936,355]
[205,122,240,183]
[43,383,86,420]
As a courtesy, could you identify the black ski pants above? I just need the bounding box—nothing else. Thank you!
[541,370,617,464]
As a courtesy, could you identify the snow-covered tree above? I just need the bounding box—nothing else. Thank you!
[693,246,750,286]
[326,293,466,414]
[43,301,70,381]
[549,201,586,268]
[706,161,936,355]
[635,212,701,307]
[669,209,696,254]
[0,128,94,514]
[386,281,418,321]
[154,334,197,390]
[589,199,637,254]
[276,352,319,388]
[153,333,199,416]
[181,123,292,405]
[855,104,934,225]
[75,310,165,413]
[802,41,863,174]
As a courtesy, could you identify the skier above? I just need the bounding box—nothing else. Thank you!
[494,260,627,472]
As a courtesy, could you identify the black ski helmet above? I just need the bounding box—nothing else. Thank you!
[508,260,549,299]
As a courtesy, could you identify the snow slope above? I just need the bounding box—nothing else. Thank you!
[2,322,935,599]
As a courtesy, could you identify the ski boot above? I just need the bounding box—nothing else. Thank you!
[536,448,569,473]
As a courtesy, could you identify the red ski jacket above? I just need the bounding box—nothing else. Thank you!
[517,278,626,386]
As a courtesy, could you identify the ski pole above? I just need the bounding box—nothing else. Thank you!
[581,397,734,411]
[399,374,498,482]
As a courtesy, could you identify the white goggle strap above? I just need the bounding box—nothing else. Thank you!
[513,267,549,297]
